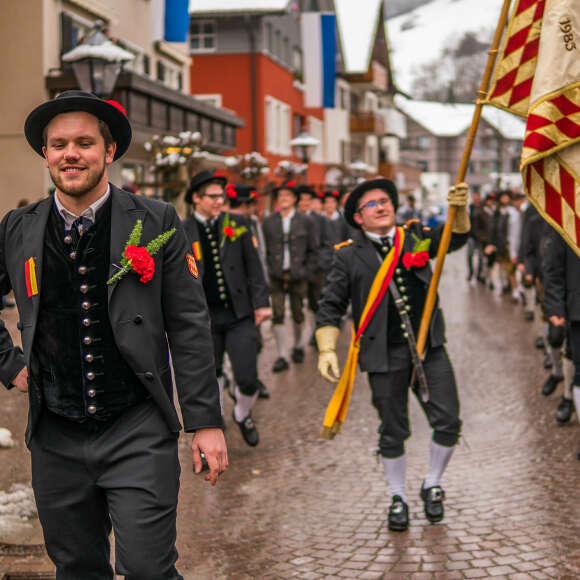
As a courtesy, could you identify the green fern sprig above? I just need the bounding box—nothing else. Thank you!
[120,219,143,267]
[146,228,176,255]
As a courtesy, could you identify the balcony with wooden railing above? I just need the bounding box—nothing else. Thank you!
[378,161,422,191]
[350,111,386,134]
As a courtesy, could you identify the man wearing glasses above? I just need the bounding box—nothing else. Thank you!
[315,178,470,532]
[183,172,271,446]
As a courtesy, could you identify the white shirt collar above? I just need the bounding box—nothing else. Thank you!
[365,227,395,244]
[281,209,296,221]
[194,211,219,227]
[54,185,111,230]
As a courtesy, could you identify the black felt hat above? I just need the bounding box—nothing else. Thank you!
[226,183,259,207]
[185,170,228,204]
[344,178,399,229]
[295,184,316,200]
[24,90,132,161]
[272,180,298,197]
[324,189,341,200]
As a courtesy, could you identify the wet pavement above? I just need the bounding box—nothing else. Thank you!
[1,249,579,579]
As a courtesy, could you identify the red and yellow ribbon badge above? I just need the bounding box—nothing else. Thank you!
[25,257,39,297]
[321,227,405,439]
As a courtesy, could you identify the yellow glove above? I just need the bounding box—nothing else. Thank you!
[315,326,340,384]
[447,182,470,234]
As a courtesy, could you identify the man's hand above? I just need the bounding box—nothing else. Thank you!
[11,367,28,393]
[318,351,340,383]
[549,315,565,327]
[254,307,272,327]
[315,326,341,384]
[517,263,526,274]
[192,428,228,486]
[484,244,496,255]
[447,182,468,207]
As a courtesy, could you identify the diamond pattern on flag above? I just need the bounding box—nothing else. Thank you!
[487,0,545,117]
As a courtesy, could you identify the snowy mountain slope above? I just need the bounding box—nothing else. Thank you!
[386,0,506,95]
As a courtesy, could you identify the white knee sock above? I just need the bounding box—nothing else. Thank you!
[381,455,407,502]
[549,346,563,378]
[272,324,289,360]
[292,321,304,349]
[523,287,535,314]
[564,358,574,398]
[424,440,455,488]
[233,386,259,422]
[573,387,580,417]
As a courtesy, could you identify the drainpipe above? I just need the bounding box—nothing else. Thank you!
[246,16,259,152]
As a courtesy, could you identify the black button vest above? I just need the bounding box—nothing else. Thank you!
[30,199,147,422]
[196,217,230,310]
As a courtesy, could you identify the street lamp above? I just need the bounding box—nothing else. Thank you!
[62,20,134,98]
[289,131,320,164]
[348,159,369,184]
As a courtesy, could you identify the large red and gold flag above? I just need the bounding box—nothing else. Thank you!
[487,0,580,257]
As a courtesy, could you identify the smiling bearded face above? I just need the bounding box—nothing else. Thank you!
[42,112,115,199]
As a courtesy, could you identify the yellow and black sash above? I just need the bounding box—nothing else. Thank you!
[321,227,405,439]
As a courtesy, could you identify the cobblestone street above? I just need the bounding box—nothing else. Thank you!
[1,249,579,579]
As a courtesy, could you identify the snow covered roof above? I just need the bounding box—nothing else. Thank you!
[189,0,291,15]
[62,40,135,63]
[335,0,383,74]
[386,0,506,94]
[394,96,526,140]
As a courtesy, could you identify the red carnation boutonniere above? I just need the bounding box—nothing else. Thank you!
[220,213,247,247]
[107,219,176,285]
[250,190,258,200]
[402,234,431,270]
[225,184,237,199]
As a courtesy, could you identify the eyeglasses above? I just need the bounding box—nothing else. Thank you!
[203,193,226,201]
[357,198,392,212]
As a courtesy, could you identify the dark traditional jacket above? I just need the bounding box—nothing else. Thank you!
[262,210,318,281]
[316,222,468,373]
[0,185,222,445]
[182,212,269,319]
[543,228,580,321]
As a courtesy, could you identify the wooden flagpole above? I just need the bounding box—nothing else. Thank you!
[415,0,513,368]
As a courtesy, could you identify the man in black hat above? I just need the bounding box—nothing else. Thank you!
[219,183,271,399]
[322,189,350,247]
[296,185,331,346]
[262,181,318,372]
[183,176,271,446]
[315,178,469,532]
[0,91,227,579]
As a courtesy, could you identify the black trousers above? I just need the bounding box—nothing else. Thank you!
[369,345,462,458]
[211,307,259,396]
[30,400,182,580]
[569,321,580,385]
[307,271,326,312]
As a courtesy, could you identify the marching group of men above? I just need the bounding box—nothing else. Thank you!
[0,90,576,578]
[466,188,580,461]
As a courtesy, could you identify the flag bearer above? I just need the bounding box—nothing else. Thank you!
[315,178,469,531]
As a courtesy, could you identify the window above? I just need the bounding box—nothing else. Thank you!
[189,19,216,53]
[194,94,223,109]
[156,59,182,90]
[418,160,429,171]
[284,37,290,66]
[417,136,431,150]
[143,54,150,76]
[293,114,303,138]
[308,117,324,163]
[275,30,281,59]
[265,23,273,53]
[60,11,92,55]
[157,61,165,82]
[265,96,291,155]
[292,47,303,80]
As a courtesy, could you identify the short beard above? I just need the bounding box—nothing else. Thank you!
[50,157,107,199]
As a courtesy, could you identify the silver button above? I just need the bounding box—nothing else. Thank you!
[402,295,408,302]
[78,266,88,275]
[69,251,77,260]
[80,284,89,294]
[400,323,406,330]
[215,265,222,272]
[85,353,94,363]
[211,241,217,247]
[86,371,95,380]
[87,405,97,414]
[82,301,91,311]
[212,249,218,255]
[220,293,227,300]
[395,268,401,275]
[399,286,406,292]
[83,336,92,345]
[64,235,73,245]
[396,277,404,284]
[82,318,91,327]
[87,389,96,398]
[403,332,409,339]
[405,305,411,312]
[218,284,225,291]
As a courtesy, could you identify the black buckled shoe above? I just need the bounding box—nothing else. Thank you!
[535,336,545,350]
[272,357,289,373]
[556,396,574,423]
[541,374,562,396]
[233,412,259,447]
[257,379,270,399]
[387,495,409,532]
[420,484,445,523]
[291,347,305,363]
